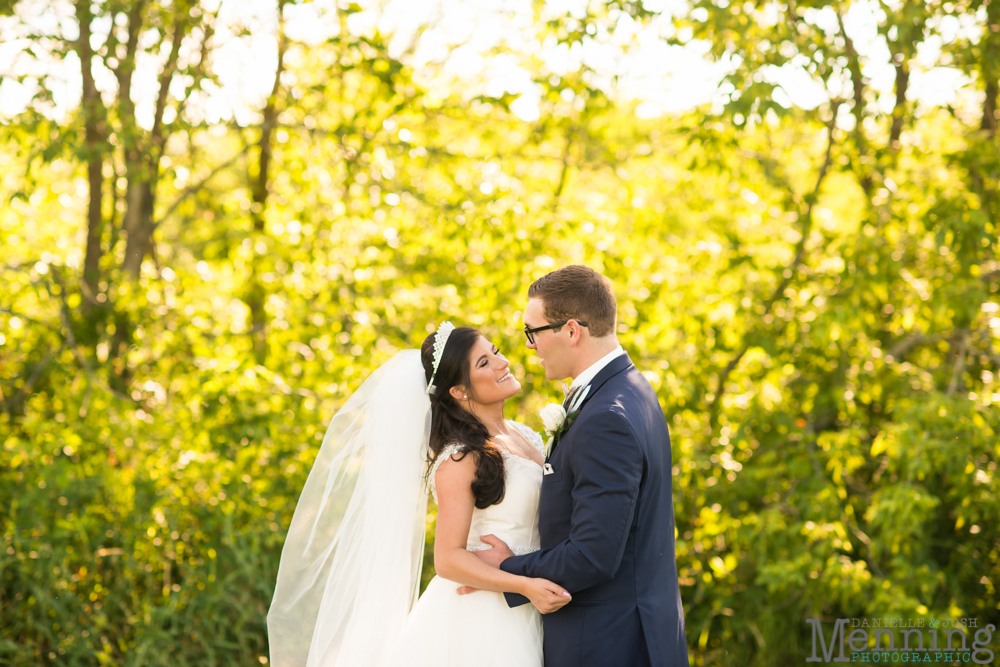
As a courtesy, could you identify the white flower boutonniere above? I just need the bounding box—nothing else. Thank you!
[539,400,579,457]
[540,403,566,432]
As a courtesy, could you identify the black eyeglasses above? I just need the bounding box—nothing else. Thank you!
[523,320,588,345]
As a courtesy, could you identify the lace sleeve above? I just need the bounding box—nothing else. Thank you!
[507,420,545,457]
[429,443,467,503]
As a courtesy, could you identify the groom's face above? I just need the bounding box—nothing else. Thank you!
[524,297,572,381]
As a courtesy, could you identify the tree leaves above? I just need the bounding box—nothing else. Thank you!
[2,0,999,664]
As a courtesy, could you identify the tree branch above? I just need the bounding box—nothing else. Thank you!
[886,332,949,360]
[836,10,873,197]
[710,107,839,421]
[6,343,64,417]
[172,9,219,126]
[152,146,250,229]
[846,520,885,578]
[552,129,573,205]
[0,306,59,332]
[150,13,187,163]
[736,148,797,197]
[970,342,1000,370]
[946,330,969,397]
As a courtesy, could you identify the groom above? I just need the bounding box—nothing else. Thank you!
[467,265,689,667]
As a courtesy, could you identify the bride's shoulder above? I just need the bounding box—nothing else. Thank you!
[431,442,467,472]
[429,443,473,501]
[506,420,545,455]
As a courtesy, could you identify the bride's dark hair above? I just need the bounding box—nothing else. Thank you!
[421,326,505,509]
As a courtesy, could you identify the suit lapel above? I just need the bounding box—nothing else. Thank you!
[548,354,634,460]
[574,353,634,414]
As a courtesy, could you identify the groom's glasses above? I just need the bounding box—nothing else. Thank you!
[523,320,589,345]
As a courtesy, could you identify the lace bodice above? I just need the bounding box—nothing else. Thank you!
[430,420,544,554]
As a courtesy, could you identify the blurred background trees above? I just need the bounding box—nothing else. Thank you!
[1,0,998,664]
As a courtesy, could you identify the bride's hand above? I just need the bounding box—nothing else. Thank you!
[521,578,571,614]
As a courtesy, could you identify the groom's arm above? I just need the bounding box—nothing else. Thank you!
[500,410,643,605]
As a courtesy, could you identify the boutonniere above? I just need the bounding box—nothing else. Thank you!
[540,391,582,456]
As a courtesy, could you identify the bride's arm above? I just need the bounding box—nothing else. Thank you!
[433,452,571,612]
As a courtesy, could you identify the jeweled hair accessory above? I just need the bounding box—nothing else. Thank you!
[426,321,455,395]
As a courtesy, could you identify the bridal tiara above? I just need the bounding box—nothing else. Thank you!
[426,321,455,395]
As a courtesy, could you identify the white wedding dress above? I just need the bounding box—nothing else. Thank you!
[268,352,545,667]
[378,420,546,667]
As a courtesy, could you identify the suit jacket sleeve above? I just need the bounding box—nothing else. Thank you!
[501,409,643,605]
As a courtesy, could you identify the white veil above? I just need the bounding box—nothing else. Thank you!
[267,350,431,667]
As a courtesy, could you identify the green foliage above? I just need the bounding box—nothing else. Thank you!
[2,0,999,665]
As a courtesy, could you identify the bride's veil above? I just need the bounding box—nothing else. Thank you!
[267,350,431,667]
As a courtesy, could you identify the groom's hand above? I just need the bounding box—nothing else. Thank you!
[456,535,515,595]
[474,534,515,568]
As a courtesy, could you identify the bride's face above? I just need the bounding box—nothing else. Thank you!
[453,335,520,405]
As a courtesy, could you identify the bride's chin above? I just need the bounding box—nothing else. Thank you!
[505,380,521,395]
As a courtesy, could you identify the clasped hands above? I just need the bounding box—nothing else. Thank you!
[458,534,571,614]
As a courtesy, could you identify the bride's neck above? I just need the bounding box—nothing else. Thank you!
[467,401,506,435]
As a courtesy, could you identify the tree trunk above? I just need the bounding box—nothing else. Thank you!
[246,0,288,364]
[983,82,997,134]
[889,60,909,149]
[122,178,156,277]
[75,0,107,340]
[122,8,187,279]
[837,11,873,197]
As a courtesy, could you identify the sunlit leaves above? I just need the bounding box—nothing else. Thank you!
[3,1,1000,665]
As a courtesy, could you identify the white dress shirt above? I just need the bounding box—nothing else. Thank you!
[565,345,625,412]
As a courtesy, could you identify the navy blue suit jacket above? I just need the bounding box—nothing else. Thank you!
[501,354,689,667]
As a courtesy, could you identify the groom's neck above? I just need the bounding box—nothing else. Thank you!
[569,337,621,381]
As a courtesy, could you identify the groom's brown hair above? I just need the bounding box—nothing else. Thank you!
[528,265,617,338]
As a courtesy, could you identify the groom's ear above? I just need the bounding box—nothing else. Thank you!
[566,320,585,346]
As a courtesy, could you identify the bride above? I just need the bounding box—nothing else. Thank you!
[267,322,572,667]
